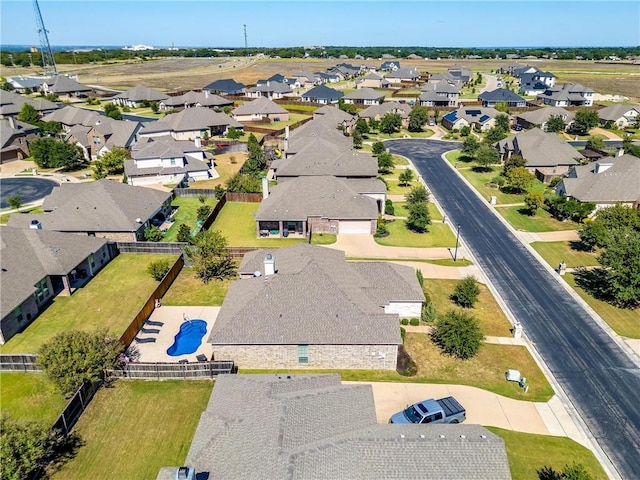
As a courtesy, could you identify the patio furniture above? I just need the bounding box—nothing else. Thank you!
[196,354,208,362]
[140,327,160,334]
[179,359,189,364]
[134,337,156,343]
[145,320,164,327]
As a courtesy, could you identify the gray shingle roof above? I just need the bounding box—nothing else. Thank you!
[515,107,574,126]
[0,227,108,318]
[7,179,171,233]
[300,84,343,102]
[232,97,288,116]
[384,67,420,80]
[48,75,92,94]
[0,90,59,116]
[42,105,101,127]
[0,118,39,149]
[245,81,293,95]
[597,104,640,122]
[359,101,412,119]
[312,105,354,124]
[479,88,526,104]
[287,116,352,154]
[202,78,245,94]
[161,91,232,108]
[495,128,580,168]
[140,106,241,134]
[186,374,511,480]
[111,85,168,102]
[344,88,385,101]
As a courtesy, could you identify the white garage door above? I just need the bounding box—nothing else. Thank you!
[338,220,371,234]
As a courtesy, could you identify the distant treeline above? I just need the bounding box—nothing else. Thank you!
[1,46,639,68]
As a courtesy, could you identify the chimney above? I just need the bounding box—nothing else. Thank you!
[195,137,202,148]
[29,219,42,230]
[8,116,16,129]
[261,177,269,200]
[264,253,275,276]
[616,147,624,157]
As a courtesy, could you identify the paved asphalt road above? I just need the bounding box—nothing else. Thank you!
[386,139,640,479]
[0,177,58,209]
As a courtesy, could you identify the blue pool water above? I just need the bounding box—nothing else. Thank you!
[167,320,207,356]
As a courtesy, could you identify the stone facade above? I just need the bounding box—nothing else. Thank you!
[212,344,399,370]
[1,294,40,344]
[308,217,338,235]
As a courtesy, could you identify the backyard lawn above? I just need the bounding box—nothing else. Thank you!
[162,267,234,306]
[49,380,213,480]
[422,278,513,337]
[186,152,246,189]
[530,241,599,269]
[0,373,67,424]
[210,201,305,247]
[375,220,457,248]
[564,274,640,339]
[162,196,217,242]
[489,427,608,480]
[496,205,582,232]
[0,254,177,354]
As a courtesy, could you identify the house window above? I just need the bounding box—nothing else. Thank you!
[298,345,309,364]
[14,306,23,322]
[34,279,49,303]
[170,158,176,166]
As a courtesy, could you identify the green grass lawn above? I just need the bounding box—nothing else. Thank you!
[189,152,246,190]
[393,201,443,221]
[496,206,582,232]
[210,201,305,247]
[0,206,44,224]
[488,427,608,480]
[310,233,337,245]
[245,334,553,402]
[530,241,599,269]
[246,112,310,131]
[162,196,217,241]
[0,254,177,354]
[0,373,67,424]
[392,154,409,165]
[564,274,640,339]
[162,267,234,306]
[423,278,513,337]
[375,220,457,248]
[49,380,213,480]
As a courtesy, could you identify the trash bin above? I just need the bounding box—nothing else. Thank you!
[282,229,289,238]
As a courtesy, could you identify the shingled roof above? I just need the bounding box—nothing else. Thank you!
[111,85,168,102]
[515,106,574,126]
[232,97,288,116]
[301,84,343,102]
[359,101,412,119]
[495,128,580,168]
[42,105,101,127]
[186,374,511,480]
[0,90,59,116]
[140,106,242,134]
[286,116,352,154]
[312,105,354,124]
[47,75,92,94]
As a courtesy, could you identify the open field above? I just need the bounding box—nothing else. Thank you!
[6,58,637,100]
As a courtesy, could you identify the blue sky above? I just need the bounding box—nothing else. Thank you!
[1,1,639,48]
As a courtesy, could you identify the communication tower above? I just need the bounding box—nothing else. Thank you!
[33,0,57,76]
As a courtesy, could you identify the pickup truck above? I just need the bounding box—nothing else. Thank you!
[389,396,466,425]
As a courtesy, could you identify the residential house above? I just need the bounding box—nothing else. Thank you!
[110,85,169,108]
[419,82,460,108]
[284,116,352,156]
[66,117,141,161]
[406,53,423,60]
[41,105,102,132]
[312,105,356,133]
[495,128,581,179]
[183,374,511,480]
[138,106,243,140]
[356,71,390,90]
[359,101,412,128]
[202,78,246,95]
[384,67,421,85]
[426,72,463,89]
[442,107,502,132]
[597,104,640,129]
[327,63,361,80]
[479,88,527,108]
[0,226,115,344]
[380,60,400,71]
[343,88,385,106]
[448,65,472,84]
[515,106,574,132]
[290,70,318,88]
[125,137,215,186]
[232,97,289,122]
[300,84,343,104]
[158,90,233,112]
[518,71,556,96]
[41,75,92,99]
[314,72,340,84]
[208,244,425,368]
[1,117,39,163]
[7,179,172,242]
[0,90,59,117]
[537,84,594,107]
[5,76,47,94]
[244,81,294,100]
[556,154,640,211]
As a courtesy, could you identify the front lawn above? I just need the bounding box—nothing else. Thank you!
[210,201,305,247]
[564,274,640,339]
[162,267,234,306]
[375,220,456,248]
[0,373,67,424]
[49,380,213,480]
[422,279,513,337]
[0,254,177,354]
[310,233,337,245]
[496,206,582,232]
[162,196,217,242]
[488,427,608,480]
[393,201,443,221]
[530,241,599,269]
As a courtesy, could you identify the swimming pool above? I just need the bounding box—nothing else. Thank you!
[167,319,207,356]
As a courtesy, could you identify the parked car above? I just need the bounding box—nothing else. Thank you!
[389,396,466,424]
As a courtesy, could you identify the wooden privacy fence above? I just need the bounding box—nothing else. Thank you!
[116,242,187,255]
[119,255,184,349]
[173,188,218,198]
[225,192,262,202]
[51,379,102,436]
[107,360,235,380]
[201,194,227,230]
[0,354,40,372]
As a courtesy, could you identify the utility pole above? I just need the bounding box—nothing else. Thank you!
[243,24,248,49]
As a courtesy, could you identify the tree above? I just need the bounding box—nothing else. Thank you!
[494,101,510,114]
[354,118,369,135]
[595,229,640,308]
[92,147,129,179]
[484,126,509,143]
[494,113,510,132]
[7,195,21,210]
[17,103,40,125]
[546,115,566,133]
[147,258,171,281]
[352,129,363,149]
[377,152,394,174]
[405,184,430,205]
[37,329,122,396]
[29,137,86,170]
[369,118,380,132]
[461,136,480,158]
[524,192,545,215]
[502,154,526,175]
[103,102,122,120]
[243,133,266,175]
[40,120,63,135]
[579,205,640,250]
[432,310,484,359]
[537,463,594,480]
[213,184,225,200]
[338,98,357,115]
[226,173,262,193]
[177,223,194,243]
[197,204,212,223]
[408,105,429,132]
[475,144,500,169]
[406,201,431,233]
[185,229,237,284]
[372,141,387,156]
[150,101,159,114]
[452,276,481,308]
[1,79,15,91]
[460,125,471,137]
[505,166,535,192]
[226,126,241,139]
[398,169,414,186]
[572,109,599,134]
[144,225,164,241]
[379,113,402,134]
[585,134,605,150]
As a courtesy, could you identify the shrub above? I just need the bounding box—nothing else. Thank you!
[197,205,212,222]
[421,302,437,323]
[177,223,193,244]
[549,177,562,188]
[491,175,506,187]
[7,195,21,210]
[409,318,420,326]
[213,184,225,200]
[396,345,417,376]
[406,201,431,233]
[147,258,171,281]
[400,318,409,325]
[384,199,395,215]
[416,269,424,288]
[400,327,406,344]
[432,310,484,360]
[452,276,480,308]
[144,225,163,242]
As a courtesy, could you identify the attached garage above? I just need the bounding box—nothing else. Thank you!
[338,220,371,234]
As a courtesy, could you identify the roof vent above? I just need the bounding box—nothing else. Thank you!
[30,219,42,230]
[253,270,262,277]
[419,434,425,439]
[439,434,445,439]
[399,434,405,439]
[480,435,487,439]
[135,217,142,223]
[460,435,466,439]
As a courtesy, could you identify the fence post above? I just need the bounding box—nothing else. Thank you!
[61,414,68,436]
[79,388,85,410]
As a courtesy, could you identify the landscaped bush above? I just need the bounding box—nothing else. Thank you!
[400,327,406,343]
[197,205,212,222]
[452,276,480,308]
[416,269,424,288]
[147,258,171,281]
[214,184,225,200]
[409,318,420,326]
[432,310,484,360]
[384,199,395,215]
[144,225,164,242]
[400,318,409,325]
[421,302,437,323]
[491,175,506,187]
[396,345,417,376]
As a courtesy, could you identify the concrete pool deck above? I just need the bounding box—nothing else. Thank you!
[129,306,220,363]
